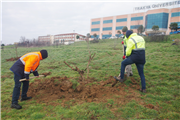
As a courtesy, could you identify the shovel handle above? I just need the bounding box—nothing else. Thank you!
[19,75,44,82]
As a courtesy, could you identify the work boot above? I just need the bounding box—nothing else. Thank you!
[139,89,146,93]
[114,75,127,82]
[11,103,22,109]
[20,96,32,101]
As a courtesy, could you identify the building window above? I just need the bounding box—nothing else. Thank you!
[131,16,143,21]
[116,18,127,22]
[103,27,112,31]
[103,20,113,24]
[171,12,180,17]
[130,25,141,29]
[91,28,100,31]
[145,13,169,29]
[116,26,124,30]
[92,21,100,25]
[91,35,99,38]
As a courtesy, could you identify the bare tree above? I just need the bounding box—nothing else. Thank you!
[86,33,91,42]
[20,36,26,43]
[85,33,96,80]
[64,52,95,87]
[86,51,96,79]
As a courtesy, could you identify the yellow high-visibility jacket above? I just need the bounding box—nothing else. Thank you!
[126,33,146,64]
[123,35,128,55]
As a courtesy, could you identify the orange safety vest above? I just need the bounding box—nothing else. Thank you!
[19,52,43,74]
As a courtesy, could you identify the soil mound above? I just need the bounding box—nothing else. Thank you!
[27,76,142,106]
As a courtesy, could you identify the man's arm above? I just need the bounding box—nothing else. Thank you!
[126,39,134,57]
[33,70,39,76]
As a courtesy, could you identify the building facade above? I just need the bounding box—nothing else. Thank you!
[90,7,180,39]
[38,33,87,45]
[38,35,54,44]
[54,33,87,45]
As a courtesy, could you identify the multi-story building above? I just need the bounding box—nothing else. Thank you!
[38,33,87,45]
[54,33,87,45]
[38,35,54,44]
[90,7,180,39]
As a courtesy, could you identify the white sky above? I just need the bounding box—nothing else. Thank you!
[1,0,179,45]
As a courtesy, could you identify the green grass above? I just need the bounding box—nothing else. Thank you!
[54,102,115,119]
[1,34,180,119]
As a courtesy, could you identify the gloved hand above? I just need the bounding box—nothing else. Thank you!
[122,55,126,59]
[121,41,124,44]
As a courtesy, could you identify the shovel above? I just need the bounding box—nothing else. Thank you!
[19,72,51,82]
[19,75,45,82]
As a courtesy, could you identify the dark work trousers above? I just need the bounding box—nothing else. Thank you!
[124,46,126,56]
[120,57,146,90]
[12,73,29,104]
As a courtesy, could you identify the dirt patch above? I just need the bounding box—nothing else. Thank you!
[26,76,147,107]
[41,72,51,77]
[144,103,160,112]
[6,57,21,61]
[145,104,155,109]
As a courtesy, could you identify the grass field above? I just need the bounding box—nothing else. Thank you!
[1,34,180,119]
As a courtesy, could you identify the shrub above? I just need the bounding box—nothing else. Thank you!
[90,39,99,43]
[145,35,169,42]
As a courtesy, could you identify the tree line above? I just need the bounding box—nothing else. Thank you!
[17,36,51,47]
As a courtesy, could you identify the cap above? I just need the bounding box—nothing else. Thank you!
[40,50,48,59]
[126,30,133,38]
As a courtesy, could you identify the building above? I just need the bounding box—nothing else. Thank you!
[38,35,54,44]
[54,33,87,45]
[38,33,87,45]
[90,7,180,39]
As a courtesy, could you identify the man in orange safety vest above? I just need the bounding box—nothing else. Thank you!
[10,50,48,109]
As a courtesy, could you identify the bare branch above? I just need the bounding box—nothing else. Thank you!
[64,61,86,85]
[64,61,77,71]
[86,53,96,78]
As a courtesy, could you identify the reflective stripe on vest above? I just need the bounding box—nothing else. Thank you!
[25,71,30,74]
[20,53,39,65]
[130,38,145,51]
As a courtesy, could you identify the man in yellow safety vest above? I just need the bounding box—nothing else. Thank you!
[114,30,146,93]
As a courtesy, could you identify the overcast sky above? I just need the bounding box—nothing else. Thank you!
[1,0,179,45]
